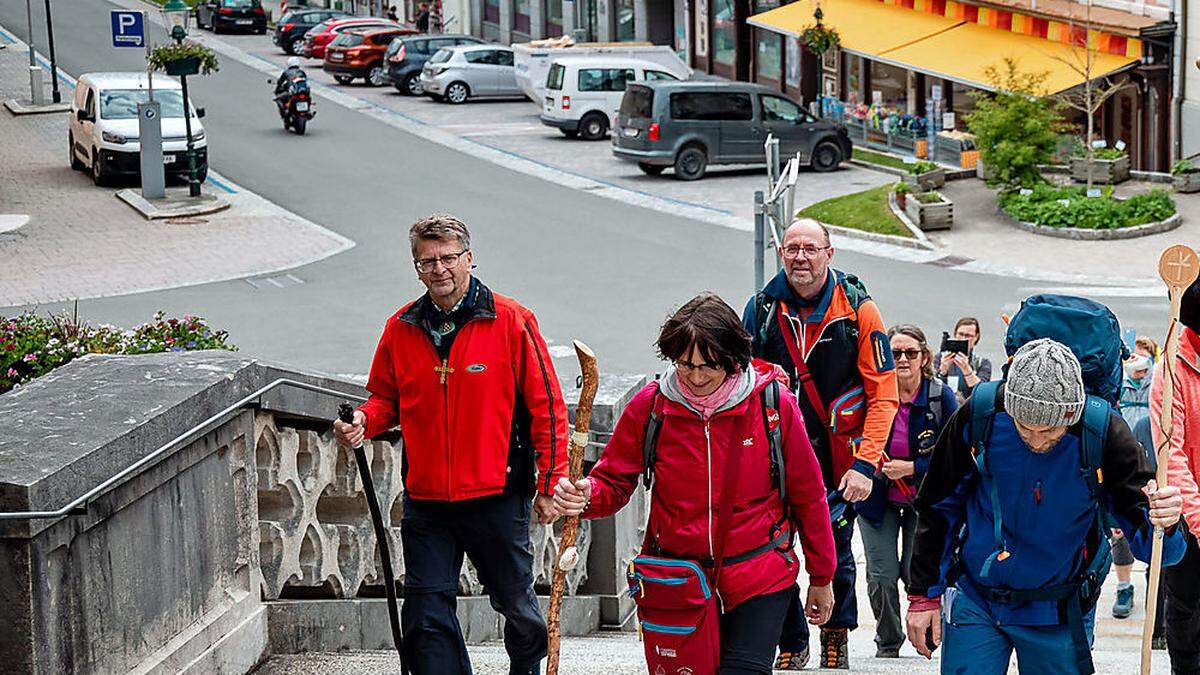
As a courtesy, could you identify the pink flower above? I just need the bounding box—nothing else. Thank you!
[6,368,16,377]
[22,353,36,363]
[165,337,174,345]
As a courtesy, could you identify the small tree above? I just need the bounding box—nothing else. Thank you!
[966,59,1067,187]
[1051,1,1131,191]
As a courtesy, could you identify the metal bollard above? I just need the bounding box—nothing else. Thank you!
[28,65,44,106]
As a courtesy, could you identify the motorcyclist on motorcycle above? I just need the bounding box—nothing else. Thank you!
[274,57,306,108]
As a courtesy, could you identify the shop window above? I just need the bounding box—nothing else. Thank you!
[512,0,530,33]
[713,0,736,66]
[756,31,782,83]
[616,0,635,41]
[868,59,907,109]
[484,0,499,24]
[544,0,562,37]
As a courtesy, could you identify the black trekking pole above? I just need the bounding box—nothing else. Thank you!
[338,403,409,674]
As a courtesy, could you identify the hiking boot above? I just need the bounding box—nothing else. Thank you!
[1153,635,1168,651]
[821,628,850,669]
[774,645,809,670]
[1112,583,1134,619]
[876,646,901,658]
[508,661,540,675]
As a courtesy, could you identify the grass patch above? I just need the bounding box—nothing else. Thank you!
[797,184,913,238]
[852,147,910,171]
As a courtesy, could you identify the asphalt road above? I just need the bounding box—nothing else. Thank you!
[0,0,1171,381]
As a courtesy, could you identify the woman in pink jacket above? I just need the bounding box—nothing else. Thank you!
[1159,276,1200,672]
[554,294,837,674]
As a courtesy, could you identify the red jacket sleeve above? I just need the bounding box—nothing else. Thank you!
[516,310,570,496]
[359,320,400,439]
[780,387,837,586]
[584,384,656,519]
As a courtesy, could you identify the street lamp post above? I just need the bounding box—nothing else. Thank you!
[43,0,61,103]
[813,6,824,117]
[161,0,202,198]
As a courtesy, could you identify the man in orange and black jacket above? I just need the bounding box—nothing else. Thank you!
[335,214,568,675]
[744,218,899,670]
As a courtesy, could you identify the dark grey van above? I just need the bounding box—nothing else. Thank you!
[612,81,853,180]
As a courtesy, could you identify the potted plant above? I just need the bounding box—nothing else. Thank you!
[901,160,945,190]
[904,190,953,230]
[1172,159,1200,194]
[148,41,220,77]
[1071,146,1130,184]
[893,181,909,209]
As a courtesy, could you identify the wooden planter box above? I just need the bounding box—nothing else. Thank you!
[1070,155,1130,184]
[901,167,946,191]
[905,192,953,231]
[1173,171,1200,193]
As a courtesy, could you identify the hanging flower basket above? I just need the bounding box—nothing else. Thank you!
[148,41,220,77]
[801,24,841,55]
[164,56,201,76]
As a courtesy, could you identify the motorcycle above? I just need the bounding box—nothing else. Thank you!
[270,73,314,135]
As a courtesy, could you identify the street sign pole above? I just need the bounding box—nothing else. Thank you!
[43,0,61,103]
[112,9,164,199]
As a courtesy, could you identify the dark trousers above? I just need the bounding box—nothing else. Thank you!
[778,510,858,650]
[1166,533,1200,674]
[720,586,796,675]
[859,504,917,652]
[400,492,546,675]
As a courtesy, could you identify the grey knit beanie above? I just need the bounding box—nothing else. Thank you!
[1005,338,1086,427]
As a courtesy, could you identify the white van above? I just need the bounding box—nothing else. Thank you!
[512,41,690,101]
[69,72,208,186]
[539,57,682,140]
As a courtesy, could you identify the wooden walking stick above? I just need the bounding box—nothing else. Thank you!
[1141,244,1200,675]
[546,340,599,675]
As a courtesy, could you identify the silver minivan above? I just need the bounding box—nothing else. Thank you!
[420,44,524,104]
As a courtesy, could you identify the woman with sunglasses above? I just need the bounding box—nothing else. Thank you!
[553,293,837,674]
[857,324,958,659]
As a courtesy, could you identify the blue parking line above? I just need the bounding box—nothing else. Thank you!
[0,26,15,44]
[0,25,76,89]
[206,173,237,193]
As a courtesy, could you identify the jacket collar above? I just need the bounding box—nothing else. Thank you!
[764,268,837,324]
[398,276,496,326]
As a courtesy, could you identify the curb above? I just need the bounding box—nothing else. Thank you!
[1003,211,1183,241]
[4,99,70,116]
[116,189,232,220]
[0,214,29,233]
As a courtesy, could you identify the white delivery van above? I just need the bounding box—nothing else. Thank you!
[539,57,682,140]
[69,72,208,187]
[512,40,690,101]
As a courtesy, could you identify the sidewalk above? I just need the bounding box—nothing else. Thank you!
[0,36,353,308]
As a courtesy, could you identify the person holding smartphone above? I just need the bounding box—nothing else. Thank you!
[934,317,992,404]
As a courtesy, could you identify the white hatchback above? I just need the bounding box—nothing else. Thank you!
[69,72,208,186]
[539,57,685,141]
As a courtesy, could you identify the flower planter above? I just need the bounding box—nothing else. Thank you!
[1173,171,1200,194]
[1070,155,1130,184]
[904,192,953,231]
[164,56,201,77]
[902,167,946,191]
[895,192,907,209]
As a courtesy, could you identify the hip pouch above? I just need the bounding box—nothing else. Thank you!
[628,556,720,675]
[828,385,866,478]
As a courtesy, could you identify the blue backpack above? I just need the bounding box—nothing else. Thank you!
[1004,295,1129,406]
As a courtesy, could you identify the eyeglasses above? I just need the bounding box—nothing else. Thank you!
[675,360,724,375]
[892,348,923,361]
[414,250,469,274]
[781,245,832,259]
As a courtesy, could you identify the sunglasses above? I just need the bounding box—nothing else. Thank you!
[892,348,923,361]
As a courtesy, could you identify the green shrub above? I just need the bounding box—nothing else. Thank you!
[893,182,910,194]
[1090,147,1125,161]
[999,184,1175,230]
[916,191,944,204]
[966,59,1066,188]
[0,311,236,395]
[908,161,939,175]
[1172,159,1197,175]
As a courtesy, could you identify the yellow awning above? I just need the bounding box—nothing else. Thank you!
[747,0,962,56]
[880,22,1138,94]
[748,0,1139,95]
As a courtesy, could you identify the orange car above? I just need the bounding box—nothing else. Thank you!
[323,26,415,86]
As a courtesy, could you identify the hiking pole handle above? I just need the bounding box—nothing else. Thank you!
[337,402,409,675]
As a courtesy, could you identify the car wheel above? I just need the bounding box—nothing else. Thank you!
[402,73,423,96]
[445,81,469,104]
[637,162,665,176]
[811,141,842,173]
[334,74,354,85]
[90,148,107,187]
[559,129,578,139]
[367,65,387,87]
[290,37,306,55]
[578,113,608,141]
[69,133,85,170]
[673,145,707,181]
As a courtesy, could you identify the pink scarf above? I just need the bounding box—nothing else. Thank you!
[677,367,744,420]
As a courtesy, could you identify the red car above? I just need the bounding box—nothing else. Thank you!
[302,17,403,60]
[324,27,414,86]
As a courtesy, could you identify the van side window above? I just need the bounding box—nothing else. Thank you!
[760,95,804,123]
[84,89,96,119]
[578,68,635,92]
[643,70,678,81]
[670,92,753,121]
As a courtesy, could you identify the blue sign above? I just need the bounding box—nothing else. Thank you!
[111,11,145,48]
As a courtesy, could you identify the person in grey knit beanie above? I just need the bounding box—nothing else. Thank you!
[1005,338,1086,428]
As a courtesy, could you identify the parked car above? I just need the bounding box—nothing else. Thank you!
[420,44,524,104]
[540,57,681,141]
[324,27,414,86]
[384,33,484,96]
[69,73,208,187]
[194,0,267,34]
[302,17,402,60]
[612,81,852,180]
[512,41,691,101]
[274,7,349,55]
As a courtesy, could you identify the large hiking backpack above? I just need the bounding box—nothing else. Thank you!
[1004,294,1129,406]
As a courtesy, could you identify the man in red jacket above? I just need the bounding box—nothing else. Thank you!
[334,214,568,675]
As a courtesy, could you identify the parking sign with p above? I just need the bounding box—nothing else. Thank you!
[111,10,146,48]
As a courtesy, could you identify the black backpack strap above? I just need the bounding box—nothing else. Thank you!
[968,381,1007,581]
[641,383,665,489]
[762,380,786,504]
[927,379,944,425]
[752,294,776,356]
